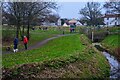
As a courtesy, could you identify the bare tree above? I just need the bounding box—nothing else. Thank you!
[104,2,120,14]
[79,2,104,26]
[45,13,60,23]
[24,2,58,39]
[2,1,58,39]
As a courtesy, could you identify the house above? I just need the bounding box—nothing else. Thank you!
[57,19,61,26]
[68,19,83,26]
[58,18,83,27]
[76,21,82,26]
[69,19,77,24]
[63,23,69,27]
[103,14,120,27]
[42,22,57,27]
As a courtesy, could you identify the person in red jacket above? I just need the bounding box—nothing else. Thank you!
[23,36,28,50]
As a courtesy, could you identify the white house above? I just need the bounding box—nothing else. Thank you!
[42,22,57,27]
[76,21,82,26]
[69,19,77,24]
[57,19,61,26]
[63,23,69,27]
[103,14,120,27]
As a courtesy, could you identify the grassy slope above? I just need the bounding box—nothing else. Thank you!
[2,34,110,78]
[102,34,120,49]
[3,34,85,68]
[102,35,120,48]
[102,34,120,60]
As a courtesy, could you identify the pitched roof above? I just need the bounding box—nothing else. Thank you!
[76,21,82,25]
[102,14,120,18]
[63,23,68,26]
[69,19,77,24]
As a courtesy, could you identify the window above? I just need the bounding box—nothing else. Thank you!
[115,17,117,20]
[107,17,109,20]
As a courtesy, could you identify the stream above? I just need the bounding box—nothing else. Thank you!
[93,43,120,79]
[103,51,120,78]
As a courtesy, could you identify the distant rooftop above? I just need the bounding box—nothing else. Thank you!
[102,14,120,18]
[69,18,77,24]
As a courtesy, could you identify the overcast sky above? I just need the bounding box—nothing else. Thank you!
[2,0,106,19]
[57,2,106,19]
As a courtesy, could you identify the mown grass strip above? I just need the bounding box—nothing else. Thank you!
[3,34,85,68]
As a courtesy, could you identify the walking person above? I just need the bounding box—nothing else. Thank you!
[13,37,18,53]
[70,24,74,33]
[73,23,76,32]
[23,36,28,50]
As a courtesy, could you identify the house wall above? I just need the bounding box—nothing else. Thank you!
[57,19,61,26]
[104,17,119,26]
[118,17,120,26]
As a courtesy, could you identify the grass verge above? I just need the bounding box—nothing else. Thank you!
[2,34,110,79]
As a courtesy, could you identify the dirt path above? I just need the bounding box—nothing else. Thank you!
[2,34,76,54]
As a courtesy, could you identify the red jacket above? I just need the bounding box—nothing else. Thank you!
[23,37,28,44]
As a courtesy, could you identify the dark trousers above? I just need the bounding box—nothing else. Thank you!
[24,43,27,50]
[14,44,18,49]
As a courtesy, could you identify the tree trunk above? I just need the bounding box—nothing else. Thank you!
[27,19,30,40]
[22,24,25,34]
[19,27,23,41]
[16,23,20,38]
[21,25,25,41]
[16,25,19,38]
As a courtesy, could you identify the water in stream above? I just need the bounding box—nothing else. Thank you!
[103,52,120,79]
[94,44,120,79]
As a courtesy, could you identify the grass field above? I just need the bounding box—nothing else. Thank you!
[29,30,63,45]
[2,29,65,51]
[3,34,85,68]
[2,26,82,51]
[2,34,110,78]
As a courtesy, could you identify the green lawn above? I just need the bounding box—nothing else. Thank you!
[29,30,62,45]
[2,29,64,51]
[3,34,85,68]
[2,34,110,78]
[2,27,79,51]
